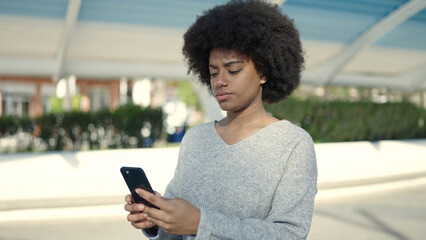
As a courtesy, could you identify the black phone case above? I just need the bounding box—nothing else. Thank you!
[120,166,159,209]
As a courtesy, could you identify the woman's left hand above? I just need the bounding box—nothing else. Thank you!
[136,189,201,235]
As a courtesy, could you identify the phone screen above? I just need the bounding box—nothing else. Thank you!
[120,167,159,209]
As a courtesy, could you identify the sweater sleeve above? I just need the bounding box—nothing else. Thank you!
[195,135,318,240]
[142,160,183,240]
[142,185,184,240]
[141,129,196,240]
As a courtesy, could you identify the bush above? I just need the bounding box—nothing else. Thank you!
[0,116,35,152]
[0,115,32,137]
[265,97,426,142]
[0,103,163,152]
[2,99,425,151]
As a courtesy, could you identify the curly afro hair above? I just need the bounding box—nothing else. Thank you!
[182,0,304,103]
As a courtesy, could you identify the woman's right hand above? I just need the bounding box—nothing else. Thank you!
[124,194,156,229]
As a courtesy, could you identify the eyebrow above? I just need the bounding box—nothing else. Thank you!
[209,60,245,69]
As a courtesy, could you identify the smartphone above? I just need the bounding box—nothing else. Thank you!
[120,166,159,209]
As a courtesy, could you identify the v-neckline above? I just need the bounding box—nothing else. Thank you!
[212,120,285,147]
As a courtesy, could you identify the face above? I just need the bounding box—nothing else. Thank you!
[209,48,266,113]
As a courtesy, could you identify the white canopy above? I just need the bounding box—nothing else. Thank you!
[0,0,425,90]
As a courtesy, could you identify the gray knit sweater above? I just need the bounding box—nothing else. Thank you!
[146,120,317,240]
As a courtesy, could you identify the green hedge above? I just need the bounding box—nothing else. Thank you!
[2,99,426,152]
[0,103,163,152]
[0,115,32,137]
[265,98,426,142]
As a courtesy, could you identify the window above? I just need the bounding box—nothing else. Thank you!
[1,94,30,117]
[89,88,110,111]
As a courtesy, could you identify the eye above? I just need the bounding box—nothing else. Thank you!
[210,72,218,78]
[229,69,241,75]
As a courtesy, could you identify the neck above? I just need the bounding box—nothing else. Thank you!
[222,100,271,127]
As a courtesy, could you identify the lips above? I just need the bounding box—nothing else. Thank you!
[215,92,231,101]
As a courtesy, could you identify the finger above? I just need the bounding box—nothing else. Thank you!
[131,220,155,229]
[143,204,167,222]
[154,191,163,198]
[136,189,168,210]
[125,194,134,204]
[124,203,145,212]
[127,212,148,223]
[145,216,167,230]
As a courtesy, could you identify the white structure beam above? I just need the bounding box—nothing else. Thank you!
[307,0,426,86]
[0,57,56,76]
[269,0,287,6]
[54,0,82,81]
[66,60,189,80]
[0,57,189,80]
[402,66,426,90]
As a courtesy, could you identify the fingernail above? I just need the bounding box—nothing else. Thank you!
[138,205,145,211]
[135,189,141,194]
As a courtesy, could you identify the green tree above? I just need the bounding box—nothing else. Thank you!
[175,81,202,111]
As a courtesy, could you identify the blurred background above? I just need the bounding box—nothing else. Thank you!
[0,0,425,239]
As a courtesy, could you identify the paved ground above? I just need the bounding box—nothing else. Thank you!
[0,217,148,240]
[1,185,425,240]
[309,185,426,240]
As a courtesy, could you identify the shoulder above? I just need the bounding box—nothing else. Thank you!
[181,122,215,143]
[251,120,314,160]
[278,121,317,167]
[271,120,313,144]
[266,120,316,161]
[185,122,214,136]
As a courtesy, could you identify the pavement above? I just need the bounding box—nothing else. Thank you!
[1,185,425,240]
[0,139,426,222]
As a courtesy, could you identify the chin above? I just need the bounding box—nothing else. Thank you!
[218,106,230,111]
[218,103,232,112]
[219,104,242,113]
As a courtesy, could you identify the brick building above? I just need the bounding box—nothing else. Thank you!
[0,76,121,118]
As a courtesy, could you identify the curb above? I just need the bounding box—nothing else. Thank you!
[2,172,426,212]
[2,174,426,222]
[0,195,123,211]
[316,175,426,201]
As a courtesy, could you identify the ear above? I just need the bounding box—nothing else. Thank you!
[260,74,267,85]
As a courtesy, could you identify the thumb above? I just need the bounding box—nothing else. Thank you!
[136,189,164,209]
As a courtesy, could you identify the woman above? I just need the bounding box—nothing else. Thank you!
[124,0,317,239]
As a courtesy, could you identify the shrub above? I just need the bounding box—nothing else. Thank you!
[265,98,426,142]
[0,115,32,137]
[0,103,163,152]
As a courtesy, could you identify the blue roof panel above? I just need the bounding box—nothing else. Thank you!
[375,11,426,50]
[282,4,381,43]
[0,0,68,19]
[77,0,227,29]
[283,0,426,50]
[0,0,424,50]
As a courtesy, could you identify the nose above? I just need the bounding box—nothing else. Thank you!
[213,72,228,89]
